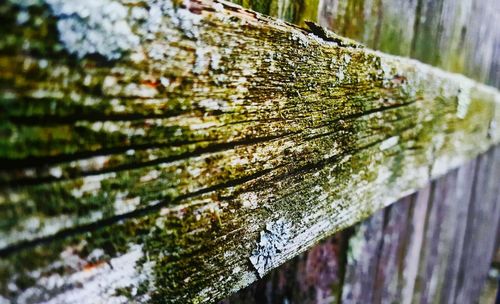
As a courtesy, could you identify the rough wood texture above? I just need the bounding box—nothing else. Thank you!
[223,145,500,303]
[372,195,411,303]
[1,0,500,303]
[236,0,500,88]
[341,208,384,303]
[455,146,500,303]
[221,233,347,304]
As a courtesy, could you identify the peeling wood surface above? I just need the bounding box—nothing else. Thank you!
[223,146,500,303]
[1,0,500,303]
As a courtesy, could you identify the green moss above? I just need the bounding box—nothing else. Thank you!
[0,1,499,303]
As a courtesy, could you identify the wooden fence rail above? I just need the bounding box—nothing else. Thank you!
[0,0,499,303]
[223,145,500,304]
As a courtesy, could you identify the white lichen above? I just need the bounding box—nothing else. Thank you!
[113,191,141,214]
[193,47,211,74]
[87,248,105,261]
[239,192,258,209]
[290,31,310,47]
[148,43,167,60]
[192,46,223,74]
[456,85,471,119]
[249,219,292,277]
[16,10,30,24]
[210,51,221,70]
[49,166,63,178]
[70,173,116,198]
[343,54,351,64]
[171,5,202,39]
[139,169,161,183]
[14,244,154,304]
[45,0,140,60]
[199,98,228,111]
[16,0,203,60]
[187,166,202,178]
[131,6,149,20]
[336,69,345,83]
[380,59,393,78]
[307,33,339,47]
[379,136,399,151]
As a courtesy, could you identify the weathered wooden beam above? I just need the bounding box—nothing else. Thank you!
[236,0,500,88]
[223,147,500,303]
[0,0,500,303]
[222,229,347,303]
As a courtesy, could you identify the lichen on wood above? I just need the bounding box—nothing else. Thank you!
[0,0,500,303]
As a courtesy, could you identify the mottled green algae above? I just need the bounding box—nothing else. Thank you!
[0,0,500,303]
[0,3,406,249]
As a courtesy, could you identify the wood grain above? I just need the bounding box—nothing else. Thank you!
[222,147,500,303]
[1,0,500,303]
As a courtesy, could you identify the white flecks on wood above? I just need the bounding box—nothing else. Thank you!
[249,219,293,277]
[1,0,500,303]
[380,136,400,151]
[13,244,154,304]
[46,0,140,60]
[456,82,472,119]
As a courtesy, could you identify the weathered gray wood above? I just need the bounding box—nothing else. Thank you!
[319,0,500,87]
[221,233,346,304]
[240,0,500,88]
[411,172,456,304]
[224,150,498,303]
[400,185,431,304]
[455,146,500,303]
[341,209,384,303]
[1,0,500,303]
[437,160,477,304]
[373,195,412,303]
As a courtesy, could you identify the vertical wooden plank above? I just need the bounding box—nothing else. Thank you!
[455,145,500,303]
[372,196,413,303]
[400,185,431,304]
[293,234,346,304]
[316,0,500,86]
[318,0,419,56]
[222,145,499,303]
[411,168,461,304]
[438,159,477,304]
[462,0,500,84]
[221,233,346,304]
[341,210,385,303]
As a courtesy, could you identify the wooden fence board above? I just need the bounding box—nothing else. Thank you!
[398,185,431,304]
[1,0,500,302]
[238,0,500,87]
[341,209,384,303]
[455,146,500,303]
[436,160,477,304]
[373,195,412,303]
[223,149,499,303]
[411,171,456,303]
[221,233,346,304]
